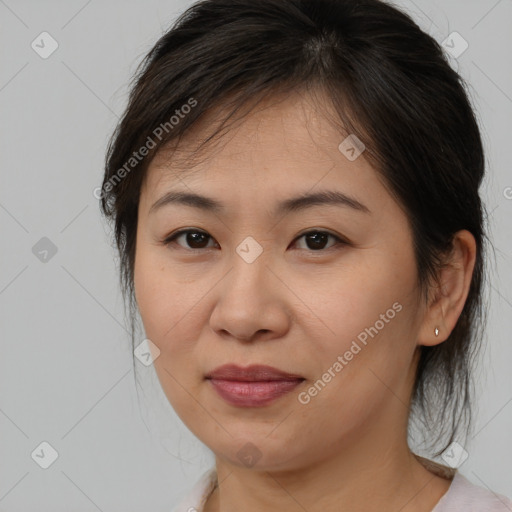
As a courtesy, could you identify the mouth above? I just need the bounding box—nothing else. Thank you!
[205,364,305,407]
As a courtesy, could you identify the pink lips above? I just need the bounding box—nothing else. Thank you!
[205,364,305,407]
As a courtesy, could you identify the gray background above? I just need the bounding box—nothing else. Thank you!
[1,0,511,510]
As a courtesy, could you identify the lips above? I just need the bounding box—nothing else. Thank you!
[205,364,304,381]
[205,364,305,407]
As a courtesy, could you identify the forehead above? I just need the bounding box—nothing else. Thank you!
[141,89,380,203]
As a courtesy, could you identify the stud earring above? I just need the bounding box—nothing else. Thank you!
[434,327,439,337]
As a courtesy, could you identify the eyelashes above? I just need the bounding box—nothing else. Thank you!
[162,228,349,253]
[163,229,217,250]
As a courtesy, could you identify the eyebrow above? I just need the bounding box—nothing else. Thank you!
[149,189,371,216]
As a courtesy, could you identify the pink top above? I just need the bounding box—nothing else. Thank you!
[171,456,512,512]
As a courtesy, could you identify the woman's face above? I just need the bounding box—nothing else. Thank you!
[134,91,428,471]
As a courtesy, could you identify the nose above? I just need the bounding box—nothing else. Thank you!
[209,251,291,343]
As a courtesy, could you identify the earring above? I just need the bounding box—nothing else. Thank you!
[434,327,439,337]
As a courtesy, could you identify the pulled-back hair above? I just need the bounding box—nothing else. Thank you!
[100,0,489,457]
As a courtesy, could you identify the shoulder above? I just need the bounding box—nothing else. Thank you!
[433,472,512,512]
[170,467,217,512]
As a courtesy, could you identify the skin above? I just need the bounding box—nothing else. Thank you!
[133,89,476,512]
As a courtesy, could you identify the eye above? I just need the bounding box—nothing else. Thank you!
[291,230,346,251]
[163,228,347,252]
[163,229,218,250]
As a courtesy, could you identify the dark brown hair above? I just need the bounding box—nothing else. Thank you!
[100,0,489,457]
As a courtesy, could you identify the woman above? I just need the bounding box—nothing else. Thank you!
[99,0,512,510]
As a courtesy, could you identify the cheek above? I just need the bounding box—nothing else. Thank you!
[303,249,419,384]
[134,245,203,356]
[310,254,413,337]
[134,247,208,422]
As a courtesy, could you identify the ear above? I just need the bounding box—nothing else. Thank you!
[417,230,477,347]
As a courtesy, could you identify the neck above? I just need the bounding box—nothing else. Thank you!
[204,420,452,512]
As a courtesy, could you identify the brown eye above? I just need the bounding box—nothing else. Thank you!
[163,228,347,252]
[164,229,217,250]
[293,230,345,251]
